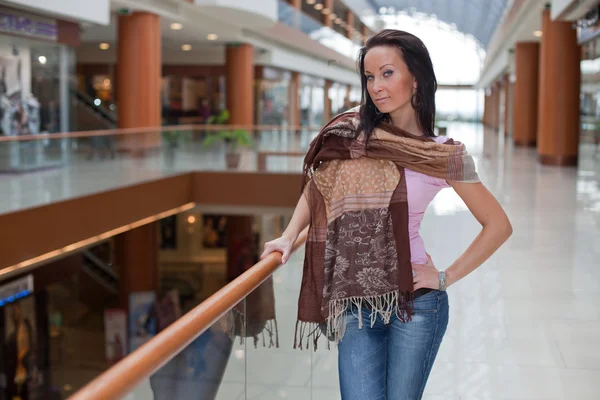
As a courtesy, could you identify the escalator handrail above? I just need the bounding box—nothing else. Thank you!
[68,228,308,400]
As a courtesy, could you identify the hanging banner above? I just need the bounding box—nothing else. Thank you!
[0,7,57,41]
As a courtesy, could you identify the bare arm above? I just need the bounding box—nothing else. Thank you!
[444,181,513,287]
[282,194,311,242]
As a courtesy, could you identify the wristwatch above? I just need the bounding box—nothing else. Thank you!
[438,270,447,291]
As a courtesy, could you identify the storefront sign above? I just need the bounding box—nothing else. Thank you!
[0,7,57,41]
[0,274,33,307]
[104,309,127,365]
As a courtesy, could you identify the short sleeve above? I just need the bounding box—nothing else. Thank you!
[427,136,453,187]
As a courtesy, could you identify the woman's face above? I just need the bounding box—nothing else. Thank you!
[363,45,416,115]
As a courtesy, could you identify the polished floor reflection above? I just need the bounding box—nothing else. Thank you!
[205,125,600,400]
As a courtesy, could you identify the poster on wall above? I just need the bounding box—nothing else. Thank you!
[202,214,227,249]
[3,295,42,400]
[128,291,157,353]
[104,309,127,365]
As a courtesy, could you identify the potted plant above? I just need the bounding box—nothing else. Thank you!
[203,110,252,168]
[202,128,252,168]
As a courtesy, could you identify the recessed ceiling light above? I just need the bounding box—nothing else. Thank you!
[307,0,316,3]
[207,33,218,41]
[170,22,183,30]
[38,56,47,64]
[322,8,331,14]
[181,44,192,51]
[335,18,342,24]
[533,30,543,37]
[329,14,336,20]
[99,43,110,50]
[314,4,323,10]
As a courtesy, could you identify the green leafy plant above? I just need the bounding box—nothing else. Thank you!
[202,109,252,152]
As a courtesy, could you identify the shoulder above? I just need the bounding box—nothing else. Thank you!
[432,135,452,144]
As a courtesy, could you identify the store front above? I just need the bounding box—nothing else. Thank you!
[0,6,78,173]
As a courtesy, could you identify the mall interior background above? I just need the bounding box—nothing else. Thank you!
[0,0,599,399]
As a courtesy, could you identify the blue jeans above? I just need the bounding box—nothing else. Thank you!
[337,290,449,400]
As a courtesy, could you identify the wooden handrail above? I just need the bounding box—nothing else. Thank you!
[68,228,308,400]
[0,124,321,142]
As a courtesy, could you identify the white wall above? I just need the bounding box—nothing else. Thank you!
[551,0,574,19]
[3,0,110,25]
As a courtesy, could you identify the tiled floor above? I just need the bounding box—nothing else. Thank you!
[10,122,600,399]
[206,124,600,399]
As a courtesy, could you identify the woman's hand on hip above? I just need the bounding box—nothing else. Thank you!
[261,236,294,264]
[412,254,440,290]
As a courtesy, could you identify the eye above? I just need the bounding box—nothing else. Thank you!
[365,75,374,81]
[383,70,393,77]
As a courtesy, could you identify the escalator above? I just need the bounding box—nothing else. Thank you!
[71,88,118,131]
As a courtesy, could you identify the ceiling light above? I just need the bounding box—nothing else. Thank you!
[38,56,47,64]
[307,0,316,3]
[170,22,183,30]
[533,30,543,37]
[335,18,342,24]
[99,43,110,50]
[329,14,336,20]
[187,215,196,224]
[314,4,323,10]
[207,33,218,40]
[181,44,192,51]
[322,8,331,14]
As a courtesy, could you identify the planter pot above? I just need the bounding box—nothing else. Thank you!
[226,152,240,169]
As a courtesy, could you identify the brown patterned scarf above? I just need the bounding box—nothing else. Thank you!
[295,109,479,350]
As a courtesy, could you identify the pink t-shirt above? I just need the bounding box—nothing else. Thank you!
[406,136,452,264]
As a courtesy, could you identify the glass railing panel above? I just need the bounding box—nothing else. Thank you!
[277,0,361,60]
[0,127,312,215]
[123,301,247,400]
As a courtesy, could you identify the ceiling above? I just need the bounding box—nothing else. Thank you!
[363,0,510,48]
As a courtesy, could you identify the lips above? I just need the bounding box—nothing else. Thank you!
[375,97,389,103]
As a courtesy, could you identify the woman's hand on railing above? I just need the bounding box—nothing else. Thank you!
[261,235,295,264]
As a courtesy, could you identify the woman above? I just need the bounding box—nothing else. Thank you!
[261,29,512,399]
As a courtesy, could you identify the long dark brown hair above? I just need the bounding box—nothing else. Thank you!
[358,29,437,139]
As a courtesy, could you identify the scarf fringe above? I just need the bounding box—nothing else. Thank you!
[295,290,414,351]
[225,308,280,349]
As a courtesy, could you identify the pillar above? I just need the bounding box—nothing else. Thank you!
[324,79,332,122]
[324,0,333,28]
[537,8,581,166]
[289,0,301,8]
[289,71,301,128]
[226,44,254,126]
[503,74,511,136]
[483,90,489,126]
[346,11,355,40]
[117,12,161,151]
[513,42,540,146]
[116,222,159,309]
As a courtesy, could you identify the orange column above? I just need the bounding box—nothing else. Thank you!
[346,11,355,40]
[289,0,301,8]
[116,222,159,309]
[324,79,332,122]
[117,12,161,151]
[226,44,255,126]
[503,74,511,136]
[290,71,301,128]
[324,0,333,27]
[513,42,540,146]
[537,8,581,166]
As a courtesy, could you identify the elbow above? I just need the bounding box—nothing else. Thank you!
[498,215,513,242]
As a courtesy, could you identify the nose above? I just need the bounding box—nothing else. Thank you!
[372,80,383,93]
